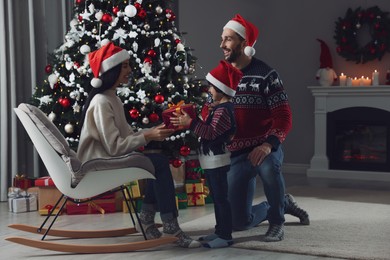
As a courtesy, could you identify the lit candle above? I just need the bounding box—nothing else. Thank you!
[372,70,379,85]
[351,77,360,86]
[346,77,352,86]
[339,73,347,86]
[359,76,365,86]
[364,77,371,86]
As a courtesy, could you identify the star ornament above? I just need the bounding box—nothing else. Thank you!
[80,9,92,21]
[113,28,128,44]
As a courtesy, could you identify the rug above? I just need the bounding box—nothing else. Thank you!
[181,186,390,260]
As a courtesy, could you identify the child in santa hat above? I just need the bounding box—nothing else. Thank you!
[77,42,201,248]
[171,60,243,248]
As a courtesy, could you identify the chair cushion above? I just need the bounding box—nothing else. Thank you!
[18,103,70,156]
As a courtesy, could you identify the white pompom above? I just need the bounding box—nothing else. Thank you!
[91,78,102,88]
[244,46,256,57]
[48,74,58,88]
[100,39,110,46]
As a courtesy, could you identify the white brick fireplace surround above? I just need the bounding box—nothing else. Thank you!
[307,85,390,182]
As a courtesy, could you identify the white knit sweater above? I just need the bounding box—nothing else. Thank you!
[77,89,146,163]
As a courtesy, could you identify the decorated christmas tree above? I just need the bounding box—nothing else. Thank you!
[30,0,208,164]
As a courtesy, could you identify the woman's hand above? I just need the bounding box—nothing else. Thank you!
[170,110,192,127]
[143,123,175,142]
[248,143,272,166]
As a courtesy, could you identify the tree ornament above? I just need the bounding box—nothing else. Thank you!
[129,108,140,119]
[64,123,74,134]
[95,10,103,21]
[154,94,164,104]
[75,0,84,4]
[124,5,137,17]
[138,9,147,19]
[149,112,159,123]
[142,116,149,124]
[155,5,163,14]
[147,49,156,57]
[175,65,182,73]
[44,64,52,74]
[80,44,91,55]
[48,112,56,121]
[144,57,152,64]
[179,145,191,156]
[144,23,150,31]
[334,6,390,63]
[48,74,58,89]
[171,158,183,168]
[101,13,112,23]
[112,6,120,15]
[58,97,71,108]
[166,82,175,91]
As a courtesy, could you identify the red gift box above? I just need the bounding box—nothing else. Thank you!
[162,102,197,129]
[13,175,35,189]
[35,176,55,187]
[66,199,116,215]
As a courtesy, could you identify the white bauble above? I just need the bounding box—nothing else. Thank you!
[125,5,137,17]
[64,123,74,134]
[80,44,91,55]
[48,112,56,121]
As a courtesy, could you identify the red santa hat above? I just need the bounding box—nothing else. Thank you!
[223,14,259,57]
[88,42,130,88]
[317,39,333,68]
[206,60,243,97]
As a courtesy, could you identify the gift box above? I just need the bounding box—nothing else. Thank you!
[185,181,205,206]
[185,159,204,180]
[66,199,116,215]
[39,205,62,216]
[176,192,188,209]
[35,176,55,187]
[162,102,197,130]
[9,195,38,213]
[124,181,141,199]
[37,186,65,211]
[122,198,143,213]
[13,174,35,189]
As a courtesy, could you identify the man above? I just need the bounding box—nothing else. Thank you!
[220,14,310,242]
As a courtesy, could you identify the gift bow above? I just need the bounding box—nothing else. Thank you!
[168,100,185,109]
[8,188,28,199]
[15,174,26,180]
[188,183,204,206]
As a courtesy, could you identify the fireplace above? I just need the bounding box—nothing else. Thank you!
[307,86,390,182]
[327,107,390,172]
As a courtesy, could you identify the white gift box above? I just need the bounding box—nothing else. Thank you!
[8,195,38,213]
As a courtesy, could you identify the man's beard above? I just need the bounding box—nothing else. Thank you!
[225,45,242,63]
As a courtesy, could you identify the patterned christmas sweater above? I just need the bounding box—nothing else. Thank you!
[227,57,292,156]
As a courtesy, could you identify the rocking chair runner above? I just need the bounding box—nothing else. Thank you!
[6,103,177,253]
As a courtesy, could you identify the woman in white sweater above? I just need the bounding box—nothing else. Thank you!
[77,42,200,248]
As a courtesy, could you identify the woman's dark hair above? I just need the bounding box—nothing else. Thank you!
[79,62,122,130]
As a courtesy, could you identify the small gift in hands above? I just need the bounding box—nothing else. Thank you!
[162,101,196,129]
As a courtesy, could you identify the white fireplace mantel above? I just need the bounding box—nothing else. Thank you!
[307,85,390,182]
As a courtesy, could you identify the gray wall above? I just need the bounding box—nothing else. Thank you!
[178,0,390,168]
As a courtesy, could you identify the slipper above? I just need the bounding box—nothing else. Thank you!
[203,237,234,248]
[198,233,219,242]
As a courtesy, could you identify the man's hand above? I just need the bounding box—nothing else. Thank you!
[143,124,175,142]
[248,143,272,166]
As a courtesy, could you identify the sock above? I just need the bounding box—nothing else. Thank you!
[138,208,161,239]
[162,217,201,248]
[203,237,234,248]
[198,233,219,241]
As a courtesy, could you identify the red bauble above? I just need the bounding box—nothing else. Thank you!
[138,9,147,19]
[112,6,120,15]
[168,14,176,21]
[134,3,141,9]
[75,0,84,4]
[171,158,183,168]
[147,49,156,57]
[179,145,191,157]
[102,13,112,23]
[144,57,152,64]
[59,97,71,108]
[129,108,140,119]
[78,15,83,22]
[154,94,164,104]
[149,112,159,123]
[165,9,173,14]
[175,39,181,44]
[45,65,52,74]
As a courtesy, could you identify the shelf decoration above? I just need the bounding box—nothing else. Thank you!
[334,6,390,63]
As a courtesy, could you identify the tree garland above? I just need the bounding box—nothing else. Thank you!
[334,6,390,63]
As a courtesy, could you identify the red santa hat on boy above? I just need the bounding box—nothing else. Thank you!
[223,14,259,57]
[88,42,130,88]
[206,60,243,97]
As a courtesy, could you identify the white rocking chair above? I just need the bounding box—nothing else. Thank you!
[6,103,177,253]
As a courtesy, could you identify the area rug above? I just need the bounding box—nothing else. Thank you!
[181,186,390,260]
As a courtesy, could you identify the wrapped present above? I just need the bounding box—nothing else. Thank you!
[203,185,213,204]
[39,204,62,216]
[35,176,55,187]
[66,199,116,215]
[162,101,196,130]
[185,181,205,206]
[122,198,143,213]
[124,181,141,199]
[185,159,204,180]
[176,192,188,209]
[8,188,38,213]
[37,186,65,210]
[13,174,35,189]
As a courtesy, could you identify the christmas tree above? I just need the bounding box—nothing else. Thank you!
[30,0,208,164]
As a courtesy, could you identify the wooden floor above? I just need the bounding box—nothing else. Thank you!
[2,173,373,260]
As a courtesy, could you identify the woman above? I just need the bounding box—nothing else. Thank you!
[77,42,200,248]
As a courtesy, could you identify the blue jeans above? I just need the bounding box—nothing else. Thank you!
[205,165,232,240]
[142,153,178,222]
[227,146,286,230]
